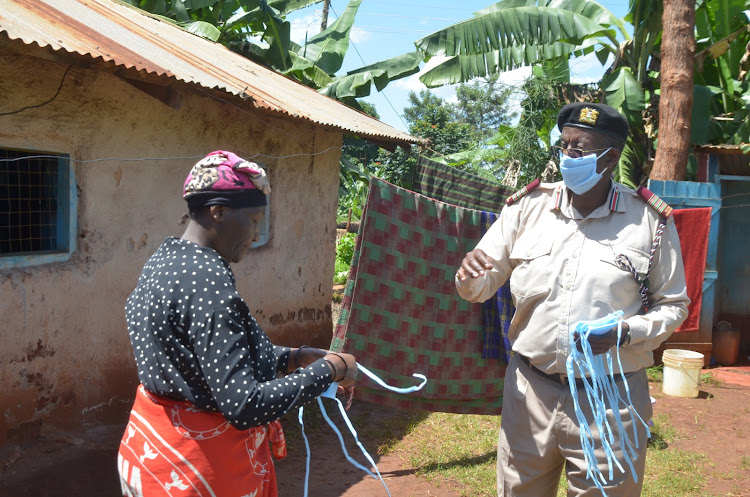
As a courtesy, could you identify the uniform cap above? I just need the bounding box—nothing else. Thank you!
[557,102,629,143]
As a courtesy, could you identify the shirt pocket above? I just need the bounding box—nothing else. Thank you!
[509,237,553,298]
[594,245,649,307]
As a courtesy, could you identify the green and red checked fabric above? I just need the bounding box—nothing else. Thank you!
[412,156,513,212]
[331,178,505,415]
[412,157,515,362]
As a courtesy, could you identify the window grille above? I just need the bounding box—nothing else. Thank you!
[0,148,75,267]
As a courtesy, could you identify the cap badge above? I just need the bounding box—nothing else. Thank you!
[579,107,599,125]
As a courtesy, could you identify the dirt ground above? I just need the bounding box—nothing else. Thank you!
[2,365,749,497]
[646,364,750,497]
[2,335,749,497]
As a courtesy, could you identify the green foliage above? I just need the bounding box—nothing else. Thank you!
[335,232,356,267]
[455,74,518,139]
[404,90,475,157]
[700,371,722,386]
[646,364,663,383]
[415,1,619,87]
[319,52,422,99]
[693,0,750,146]
[130,0,421,100]
[333,232,356,284]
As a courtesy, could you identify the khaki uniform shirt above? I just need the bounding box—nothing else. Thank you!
[456,181,689,375]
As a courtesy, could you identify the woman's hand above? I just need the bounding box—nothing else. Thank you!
[290,347,358,387]
[324,352,357,387]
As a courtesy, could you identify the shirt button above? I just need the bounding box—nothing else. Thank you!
[572,251,578,258]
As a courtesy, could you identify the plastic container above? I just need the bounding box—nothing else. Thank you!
[713,321,741,366]
[662,349,704,398]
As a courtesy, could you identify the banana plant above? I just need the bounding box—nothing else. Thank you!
[693,0,750,146]
[412,0,665,187]
[127,0,422,102]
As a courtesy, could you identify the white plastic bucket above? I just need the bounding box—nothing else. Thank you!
[662,349,704,398]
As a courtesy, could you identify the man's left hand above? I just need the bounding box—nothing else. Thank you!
[573,322,630,355]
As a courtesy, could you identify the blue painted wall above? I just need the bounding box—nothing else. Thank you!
[647,180,721,339]
[718,179,750,317]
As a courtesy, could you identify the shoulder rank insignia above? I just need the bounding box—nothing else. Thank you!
[505,179,540,205]
[636,186,673,218]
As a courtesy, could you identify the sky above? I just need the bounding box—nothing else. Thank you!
[285,0,632,132]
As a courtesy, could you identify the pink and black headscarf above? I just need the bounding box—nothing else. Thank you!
[183,151,271,209]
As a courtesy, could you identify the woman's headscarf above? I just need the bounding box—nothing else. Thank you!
[183,151,271,209]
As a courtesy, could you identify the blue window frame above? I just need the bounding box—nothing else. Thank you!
[250,197,270,248]
[0,149,77,268]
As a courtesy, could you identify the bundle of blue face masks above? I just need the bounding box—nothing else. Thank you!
[566,311,651,497]
[297,364,427,497]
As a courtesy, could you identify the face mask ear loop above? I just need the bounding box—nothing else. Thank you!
[329,392,392,496]
[299,364,427,497]
[316,394,377,478]
[568,311,654,494]
[596,147,613,160]
[298,406,311,497]
[357,363,427,393]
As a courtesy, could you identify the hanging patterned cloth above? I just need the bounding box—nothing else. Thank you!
[332,178,505,414]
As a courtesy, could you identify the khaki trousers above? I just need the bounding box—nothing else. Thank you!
[497,354,652,497]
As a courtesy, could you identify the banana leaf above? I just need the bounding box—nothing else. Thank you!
[320,52,422,99]
[476,0,625,42]
[182,0,221,8]
[419,40,595,87]
[602,66,646,119]
[295,0,362,75]
[415,6,616,58]
[180,20,221,40]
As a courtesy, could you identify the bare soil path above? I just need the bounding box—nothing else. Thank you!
[2,362,749,497]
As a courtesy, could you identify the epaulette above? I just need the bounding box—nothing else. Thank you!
[636,186,673,218]
[505,179,541,205]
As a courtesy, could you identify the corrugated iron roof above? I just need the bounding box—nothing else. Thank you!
[0,0,421,147]
[694,144,748,154]
[695,144,750,176]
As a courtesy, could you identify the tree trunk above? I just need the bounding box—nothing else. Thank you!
[320,0,330,31]
[651,0,695,181]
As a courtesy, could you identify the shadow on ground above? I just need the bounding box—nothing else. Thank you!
[0,400,429,497]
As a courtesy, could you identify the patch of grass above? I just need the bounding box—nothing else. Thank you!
[376,402,711,496]
[642,446,708,496]
[647,365,663,383]
[741,455,750,470]
[648,413,679,449]
[700,371,722,387]
[393,412,500,497]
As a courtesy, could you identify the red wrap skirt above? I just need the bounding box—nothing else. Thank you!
[118,385,286,497]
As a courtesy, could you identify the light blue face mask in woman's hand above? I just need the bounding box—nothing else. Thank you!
[559,147,611,195]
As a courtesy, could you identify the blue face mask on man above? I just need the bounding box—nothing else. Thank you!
[559,148,612,195]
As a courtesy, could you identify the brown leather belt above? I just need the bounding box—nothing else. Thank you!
[517,354,587,388]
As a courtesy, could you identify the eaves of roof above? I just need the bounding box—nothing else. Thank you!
[0,0,423,148]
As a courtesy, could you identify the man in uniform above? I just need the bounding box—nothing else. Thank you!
[456,102,689,496]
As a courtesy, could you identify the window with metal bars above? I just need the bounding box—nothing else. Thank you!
[0,148,76,268]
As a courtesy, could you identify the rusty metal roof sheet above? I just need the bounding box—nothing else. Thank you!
[0,0,421,146]
[694,144,748,154]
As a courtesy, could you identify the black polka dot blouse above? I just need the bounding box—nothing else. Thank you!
[125,237,334,429]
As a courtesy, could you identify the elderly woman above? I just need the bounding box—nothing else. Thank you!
[118,151,356,497]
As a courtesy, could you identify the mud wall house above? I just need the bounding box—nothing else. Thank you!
[0,0,419,448]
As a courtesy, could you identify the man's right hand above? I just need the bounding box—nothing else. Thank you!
[457,249,495,281]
